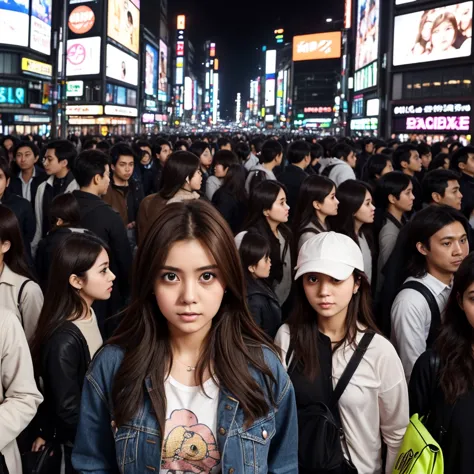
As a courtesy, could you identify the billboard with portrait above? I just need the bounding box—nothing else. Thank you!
[159,40,168,101]
[107,0,140,54]
[145,44,158,96]
[355,0,380,71]
[0,0,29,47]
[106,44,138,86]
[393,2,472,66]
[67,36,101,76]
[30,0,52,55]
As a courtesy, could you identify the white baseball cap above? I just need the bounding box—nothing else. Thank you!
[294,232,364,281]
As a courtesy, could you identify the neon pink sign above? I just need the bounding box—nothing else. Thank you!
[406,116,470,131]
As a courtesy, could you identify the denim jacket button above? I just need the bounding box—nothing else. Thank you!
[225,404,232,410]
[262,429,268,439]
[219,427,227,435]
[229,468,235,474]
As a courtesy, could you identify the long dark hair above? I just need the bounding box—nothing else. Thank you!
[328,179,373,246]
[0,205,35,281]
[221,164,248,203]
[30,233,107,372]
[292,175,335,238]
[159,151,200,200]
[288,270,378,380]
[239,232,271,280]
[109,200,278,431]
[436,253,474,403]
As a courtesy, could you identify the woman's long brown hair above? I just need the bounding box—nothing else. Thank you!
[287,270,379,380]
[109,200,278,432]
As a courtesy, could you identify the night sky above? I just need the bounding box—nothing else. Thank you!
[169,0,343,120]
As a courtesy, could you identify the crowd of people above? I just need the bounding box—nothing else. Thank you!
[0,130,474,474]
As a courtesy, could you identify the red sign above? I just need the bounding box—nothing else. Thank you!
[176,41,184,56]
[304,106,332,114]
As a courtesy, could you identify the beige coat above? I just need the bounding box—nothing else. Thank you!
[0,264,43,341]
[0,309,43,473]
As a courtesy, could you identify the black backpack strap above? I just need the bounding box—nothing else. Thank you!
[331,332,375,406]
[17,279,32,328]
[400,281,441,347]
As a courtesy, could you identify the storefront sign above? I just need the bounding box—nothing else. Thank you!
[66,80,84,97]
[104,105,138,117]
[394,103,472,115]
[21,58,52,77]
[66,104,103,115]
[350,117,379,131]
[406,116,470,131]
[142,113,155,123]
[303,106,332,114]
[0,86,25,105]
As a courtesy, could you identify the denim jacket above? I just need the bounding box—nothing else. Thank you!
[72,344,298,474]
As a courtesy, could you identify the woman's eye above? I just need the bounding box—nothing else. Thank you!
[101,267,108,274]
[307,275,318,283]
[200,272,216,283]
[162,273,178,282]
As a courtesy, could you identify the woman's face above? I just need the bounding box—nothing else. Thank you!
[314,186,338,217]
[189,168,203,191]
[392,182,415,213]
[214,164,227,178]
[421,19,434,42]
[302,273,360,321]
[431,19,456,51]
[249,255,271,279]
[380,160,394,177]
[354,190,375,225]
[0,169,10,199]
[200,148,213,169]
[154,239,226,338]
[458,4,472,31]
[75,249,116,306]
[265,188,290,225]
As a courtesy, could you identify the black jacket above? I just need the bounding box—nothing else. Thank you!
[137,160,162,196]
[36,227,94,290]
[278,164,308,221]
[459,172,474,219]
[212,187,248,234]
[39,322,90,443]
[2,191,35,256]
[246,276,281,339]
[72,191,133,334]
[8,166,47,210]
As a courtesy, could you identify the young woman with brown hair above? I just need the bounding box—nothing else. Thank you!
[72,200,297,473]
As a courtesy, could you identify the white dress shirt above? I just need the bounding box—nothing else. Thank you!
[18,168,36,203]
[391,272,451,381]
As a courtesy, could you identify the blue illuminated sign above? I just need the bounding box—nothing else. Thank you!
[0,86,25,105]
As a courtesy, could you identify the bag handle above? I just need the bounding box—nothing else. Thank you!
[331,331,375,406]
[17,279,31,328]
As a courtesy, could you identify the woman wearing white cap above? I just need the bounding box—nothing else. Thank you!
[275,231,409,474]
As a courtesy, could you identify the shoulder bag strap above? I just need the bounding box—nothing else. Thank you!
[17,279,32,328]
[400,281,441,347]
[331,331,375,406]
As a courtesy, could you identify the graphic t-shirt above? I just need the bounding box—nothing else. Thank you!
[160,376,221,474]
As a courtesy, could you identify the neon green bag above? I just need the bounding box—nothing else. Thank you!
[392,413,443,474]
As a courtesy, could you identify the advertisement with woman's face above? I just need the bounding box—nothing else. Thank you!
[107,0,140,54]
[355,0,380,71]
[393,1,472,66]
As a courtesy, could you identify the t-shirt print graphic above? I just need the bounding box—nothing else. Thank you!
[161,409,221,473]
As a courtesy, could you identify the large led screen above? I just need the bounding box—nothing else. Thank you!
[106,44,138,86]
[107,0,140,54]
[0,0,29,47]
[159,40,168,101]
[145,44,158,96]
[67,36,101,76]
[355,0,380,71]
[30,0,52,55]
[393,2,472,66]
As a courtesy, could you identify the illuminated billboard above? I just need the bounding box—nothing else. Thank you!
[30,0,52,55]
[293,32,342,61]
[106,44,138,86]
[265,50,277,74]
[265,79,276,107]
[355,0,380,71]
[67,36,101,76]
[0,0,29,47]
[107,0,140,54]
[184,76,193,111]
[145,44,158,96]
[159,40,168,101]
[393,2,472,66]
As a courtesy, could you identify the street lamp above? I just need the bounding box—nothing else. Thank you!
[326,18,333,23]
